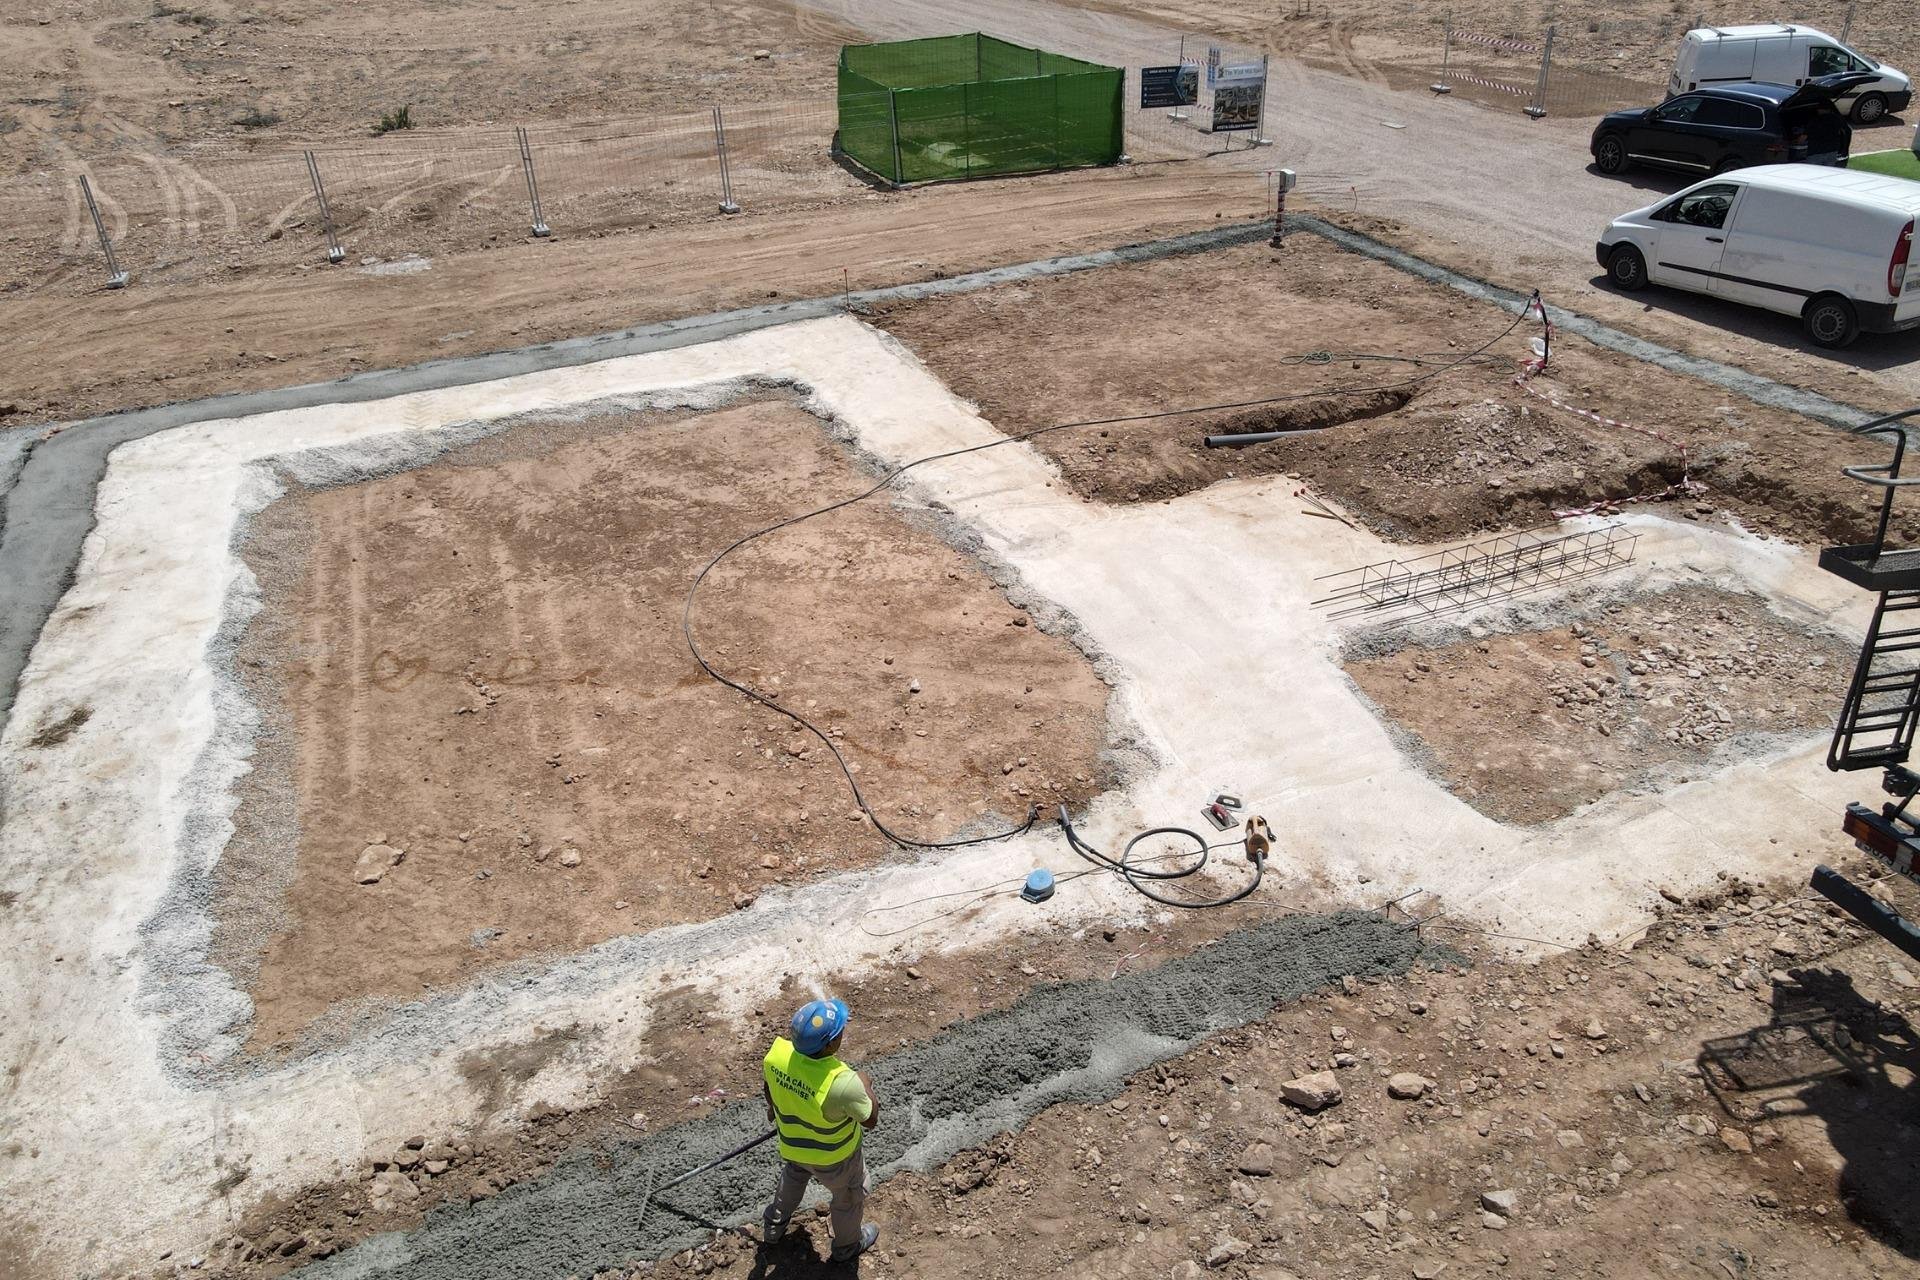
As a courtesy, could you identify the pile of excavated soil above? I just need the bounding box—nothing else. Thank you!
[874,236,1882,549]
[216,397,1116,1048]
[1344,587,1858,824]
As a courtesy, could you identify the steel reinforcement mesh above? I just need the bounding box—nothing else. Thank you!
[835,33,1122,185]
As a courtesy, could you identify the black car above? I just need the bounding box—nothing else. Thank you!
[1589,72,1877,177]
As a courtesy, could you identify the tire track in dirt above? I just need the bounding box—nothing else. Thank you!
[1322,17,1392,88]
[301,508,342,823]
[344,488,373,794]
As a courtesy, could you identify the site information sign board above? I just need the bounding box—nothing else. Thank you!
[1139,64,1199,108]
[1211,60,1265,132]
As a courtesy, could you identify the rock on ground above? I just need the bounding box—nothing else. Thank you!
[1279,1071,1343,1112]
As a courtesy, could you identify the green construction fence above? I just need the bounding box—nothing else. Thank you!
[836,33,1123,185]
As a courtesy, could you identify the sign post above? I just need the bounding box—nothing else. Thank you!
[1255,53,1273,145]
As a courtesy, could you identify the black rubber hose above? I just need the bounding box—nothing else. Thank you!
[1057,806,1266,909]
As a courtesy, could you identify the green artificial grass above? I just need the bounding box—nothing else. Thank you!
[1851,148,1920,182]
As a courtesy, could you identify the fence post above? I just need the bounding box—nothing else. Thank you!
[516,126,551,237]
[304,150,346,264]
[1051,75,1061,169]
[1526,24,1554,118]
[1255,53,1273,145]
[1841,0,1856,43]
[887,90,904,187]
[710,107,740,214]
[78,174,128,289]
[1430,14,1453,94]
[963,82,973,179]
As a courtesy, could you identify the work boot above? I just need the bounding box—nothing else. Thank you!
[829,1224,878,1262]
[760,1206,788,1244]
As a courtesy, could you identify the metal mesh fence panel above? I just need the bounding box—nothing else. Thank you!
[837,34,1122,185]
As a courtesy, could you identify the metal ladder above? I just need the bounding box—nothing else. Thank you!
[1830,588,1920,771]
[1821,408,1920,772]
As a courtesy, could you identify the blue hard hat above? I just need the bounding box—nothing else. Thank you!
[790,998,849,1056]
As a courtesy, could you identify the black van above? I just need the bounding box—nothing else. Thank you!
[1589,73,1876,177]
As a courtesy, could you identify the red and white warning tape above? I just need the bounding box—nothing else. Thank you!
[1512,293,1705,519]
[1449,29,1541,54]
[1443,69,1534,97]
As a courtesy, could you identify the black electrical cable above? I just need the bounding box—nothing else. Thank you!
[682,306,1533,854]
[1057,807,1266,909]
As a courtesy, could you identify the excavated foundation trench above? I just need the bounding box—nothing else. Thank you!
[302,910,1453,1279]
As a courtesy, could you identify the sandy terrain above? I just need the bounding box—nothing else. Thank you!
[218,396,1114,1048]
[0,0,856,171]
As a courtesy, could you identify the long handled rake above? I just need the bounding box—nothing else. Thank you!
[632,1128,777,1233]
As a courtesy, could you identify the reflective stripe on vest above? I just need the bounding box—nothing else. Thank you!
[763,1036,861,1166]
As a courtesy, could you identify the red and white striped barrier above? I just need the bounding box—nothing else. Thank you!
[1449,29,1541,54]
[1511,295,1705,519]
[1443,69,1534,98]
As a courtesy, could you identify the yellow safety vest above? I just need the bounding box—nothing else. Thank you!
[763,1036,862,1166]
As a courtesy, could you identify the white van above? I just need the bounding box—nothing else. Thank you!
[1670,25,1911,124]
[1595,165,1919,348]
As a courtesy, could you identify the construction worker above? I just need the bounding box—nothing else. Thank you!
[761,997,881,1262]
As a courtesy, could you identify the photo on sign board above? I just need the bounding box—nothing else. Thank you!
[1139,64,1199,109]
[1211,82,1263,132]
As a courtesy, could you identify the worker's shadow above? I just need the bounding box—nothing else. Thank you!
[1697,966,1920,1259]
[639,1202,863,1276]
[745,1226,865,1277]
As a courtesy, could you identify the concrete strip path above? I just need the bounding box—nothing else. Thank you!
[0,313,1872,1276]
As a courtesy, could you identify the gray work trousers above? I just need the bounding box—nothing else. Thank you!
[763,1147,867,1251]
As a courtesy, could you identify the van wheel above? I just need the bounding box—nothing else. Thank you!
[1607,243,1648,292]
[1712,156,1747,174]
[1803,294,1860,349]
[1852,93,1889,125]
[1594,134,1628,174]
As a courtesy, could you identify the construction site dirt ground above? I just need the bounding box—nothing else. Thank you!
[196,231,1898,1055]
[1344,587,1859,827]
[211,865,1920,1280]
[3,217,1915,1280]
[219,396,1116,1051]
[872,233,1882,548]
[3,5,1920,1279]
